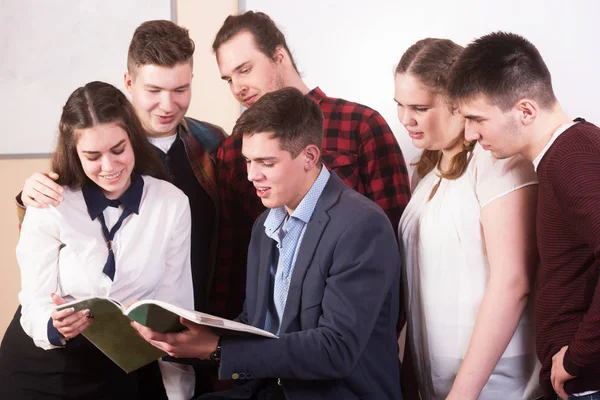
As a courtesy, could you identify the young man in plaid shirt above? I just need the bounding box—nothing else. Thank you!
[209,11,411,337]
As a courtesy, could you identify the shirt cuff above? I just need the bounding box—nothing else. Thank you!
[16,191,26,230]
[47,318,64,347]
[218,335,257,381]
[161,355,214,366]
[16,191,25,209]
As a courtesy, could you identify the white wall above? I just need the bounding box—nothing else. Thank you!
[0,0,240,340]
[0,0,172,156]
[245,0,600,170]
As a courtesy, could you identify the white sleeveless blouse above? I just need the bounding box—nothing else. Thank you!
[399,144,541,399]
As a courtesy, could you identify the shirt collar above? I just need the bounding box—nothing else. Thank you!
[82,173,144,220]
[532,118,583,171]
[148,132,178,155]
[307,87,326,104]
[264,165,330,239]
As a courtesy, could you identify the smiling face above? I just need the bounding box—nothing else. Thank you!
[124,62,192,138]
[394,73,464,152]
[459,95,523,159]
[76,122,135,199]
[216,31,285,108]
[242,131,317,214]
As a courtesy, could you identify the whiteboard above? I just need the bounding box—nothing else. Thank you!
[244,0,600,172]
[0,0,173,156]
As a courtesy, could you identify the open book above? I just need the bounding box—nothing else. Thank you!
[57,297,277,373]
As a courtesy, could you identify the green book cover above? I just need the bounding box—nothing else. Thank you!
[58,298,166,373]
[126,303,186,333]
[58,297,278,372]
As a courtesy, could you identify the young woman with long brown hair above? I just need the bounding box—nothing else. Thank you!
[0,81,194,399]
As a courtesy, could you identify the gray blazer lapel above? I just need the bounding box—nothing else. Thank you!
[251,232,274,328]
[279,174,345,333]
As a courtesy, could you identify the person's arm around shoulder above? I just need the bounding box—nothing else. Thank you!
[18,172,63,209]
[548,150,600,398]
[15,171,63,231]
[448,154,538,399]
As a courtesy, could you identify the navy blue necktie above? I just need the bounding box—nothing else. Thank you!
[97,200,132,280]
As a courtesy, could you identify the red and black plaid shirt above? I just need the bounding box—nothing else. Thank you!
[209,87,411,329]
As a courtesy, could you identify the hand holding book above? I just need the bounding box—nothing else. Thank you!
[132,317,220,360]
[50,293,93,342]
[56,297,277,373]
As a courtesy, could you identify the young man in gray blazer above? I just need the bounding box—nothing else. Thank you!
[134,87,403,400]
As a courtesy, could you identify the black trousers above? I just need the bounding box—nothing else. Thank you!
[0,306,167,400]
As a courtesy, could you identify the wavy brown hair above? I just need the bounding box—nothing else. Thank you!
[396,38,475,185]
[51,81,168,189]
[212,11,299,74]
[127,20,195,74]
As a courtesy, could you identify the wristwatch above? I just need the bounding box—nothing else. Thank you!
[209,336,222,363]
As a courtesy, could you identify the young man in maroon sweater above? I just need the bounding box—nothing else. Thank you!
[448,31,600,400]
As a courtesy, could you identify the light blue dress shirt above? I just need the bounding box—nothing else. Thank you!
[263,166,330,333]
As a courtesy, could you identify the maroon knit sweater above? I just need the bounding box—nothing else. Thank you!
[536,119,600,397]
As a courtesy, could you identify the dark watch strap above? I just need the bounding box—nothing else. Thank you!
[209,336,222,363]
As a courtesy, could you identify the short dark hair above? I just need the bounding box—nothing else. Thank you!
[232,87,323,157]
[52,81,168,189]
[212,11,299,73]
[448,31,556,111]
[127,20,195,73]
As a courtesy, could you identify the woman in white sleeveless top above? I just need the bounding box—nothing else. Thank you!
[395,39,541,399]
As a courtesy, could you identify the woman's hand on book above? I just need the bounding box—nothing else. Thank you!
[132,317,219,359]
[50,293,94,340]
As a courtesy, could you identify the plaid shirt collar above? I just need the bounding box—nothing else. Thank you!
[307,86,326,104]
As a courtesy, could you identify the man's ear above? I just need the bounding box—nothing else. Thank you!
[124,71,134,93]
[273,46,287,65]
[515,98,538,126]
[303,144,321,170]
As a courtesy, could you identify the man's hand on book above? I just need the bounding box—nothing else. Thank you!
[132,317,219,359]
[51,293,94,340]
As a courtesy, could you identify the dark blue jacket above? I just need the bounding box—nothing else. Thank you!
[219,173,402,400]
